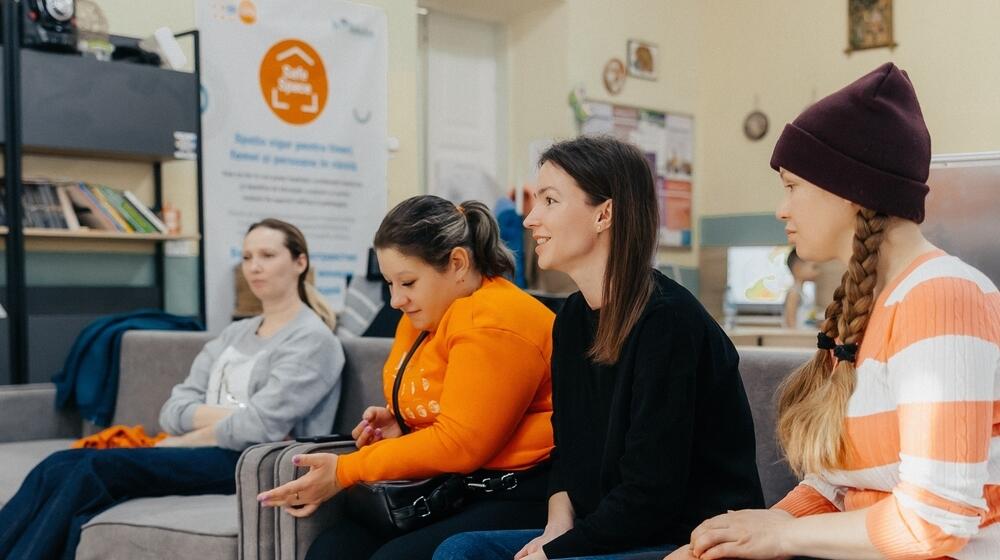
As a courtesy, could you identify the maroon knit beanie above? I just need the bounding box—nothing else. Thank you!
[770,62,931,223]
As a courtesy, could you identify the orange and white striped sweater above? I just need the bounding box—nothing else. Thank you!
[775,250,1000,559]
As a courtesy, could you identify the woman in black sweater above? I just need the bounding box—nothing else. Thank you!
[433,136,764,560]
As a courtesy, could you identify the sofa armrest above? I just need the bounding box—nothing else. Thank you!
[273,441,358,560]
[0,383,81,442]
[237,440,296,560]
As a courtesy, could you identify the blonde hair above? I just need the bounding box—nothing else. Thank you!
[301,268,337,330]
[776,208,887,475]
[246,219,337,330]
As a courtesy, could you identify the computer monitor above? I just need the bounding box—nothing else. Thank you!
[726,245,794,317]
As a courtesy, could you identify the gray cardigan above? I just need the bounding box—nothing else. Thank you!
[158,306,344,450]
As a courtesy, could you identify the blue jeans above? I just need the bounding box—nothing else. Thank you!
[433,529,676,560]
[0,446,241,560]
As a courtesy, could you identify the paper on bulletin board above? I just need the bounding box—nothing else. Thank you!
[664,114,693,181]
[197,0,388,332]
[580,100,693,247]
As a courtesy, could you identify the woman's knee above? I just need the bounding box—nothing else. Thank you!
[431,530,538,560]
[32,448,95,476]
[431,532,484,560]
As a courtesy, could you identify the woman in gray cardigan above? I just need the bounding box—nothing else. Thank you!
[0,219,345,560]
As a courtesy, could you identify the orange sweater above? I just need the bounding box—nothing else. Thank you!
[336,276,555,487]
[72,424,167,449]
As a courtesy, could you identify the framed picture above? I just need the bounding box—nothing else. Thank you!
[847,0,897,53]
[627,39,657,80]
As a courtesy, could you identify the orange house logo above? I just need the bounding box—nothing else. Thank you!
[259,39,328,125]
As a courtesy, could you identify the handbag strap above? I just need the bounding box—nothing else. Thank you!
[391,330,429,435]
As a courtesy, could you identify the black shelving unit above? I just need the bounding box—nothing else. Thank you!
[1,2,204,384]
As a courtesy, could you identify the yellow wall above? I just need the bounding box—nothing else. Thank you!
[505,2,573,184]
[696,0,1000,219]
[503,0,702,268]
[48,1,1000,261]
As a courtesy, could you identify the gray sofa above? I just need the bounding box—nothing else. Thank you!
[0,330,391,559]
[239,346,815,560]
[0,330,812,559]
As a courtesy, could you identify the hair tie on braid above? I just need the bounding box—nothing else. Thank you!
[817,332,836,350]
[817,331,858,363]
[833,343,858,364]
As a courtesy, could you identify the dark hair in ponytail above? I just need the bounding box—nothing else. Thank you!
[373,195,514,278]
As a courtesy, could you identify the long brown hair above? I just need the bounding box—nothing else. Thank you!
[246,218,337,330]
[777,208,888,475]
[540,136,658,364]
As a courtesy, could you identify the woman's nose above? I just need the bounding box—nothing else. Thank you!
[523,206,540,229]
[389,289,407,309]
[775,198,790,222]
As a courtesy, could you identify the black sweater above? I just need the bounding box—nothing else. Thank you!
[542,270,764,558]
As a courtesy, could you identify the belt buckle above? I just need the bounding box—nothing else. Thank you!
[411,496,431,517]
[498,472,518,491]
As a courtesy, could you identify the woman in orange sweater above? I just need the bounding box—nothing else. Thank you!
[260,195,556,560]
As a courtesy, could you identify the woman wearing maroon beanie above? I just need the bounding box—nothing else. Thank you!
[667,63,1000,560]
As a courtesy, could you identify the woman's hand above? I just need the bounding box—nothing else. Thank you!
[351,406,402,448]
[154,426,217,447]
[257,453,342,518]
[689,509,795,560]
[513,522,570,560]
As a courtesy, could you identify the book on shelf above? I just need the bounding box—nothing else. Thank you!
[64,182,120,231]
[96,185,158,234]
[123,191,168,233]
[87,184,134,232]
[22,180,69,229]
[55,185,81,230]
[0,177,172,236]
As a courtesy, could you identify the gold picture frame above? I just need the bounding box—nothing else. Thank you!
[627,39,657,80]
[846,0,897,53]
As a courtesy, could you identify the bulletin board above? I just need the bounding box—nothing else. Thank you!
[579,100,693,247]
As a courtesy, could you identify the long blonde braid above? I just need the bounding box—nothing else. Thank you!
[777,209,888,475]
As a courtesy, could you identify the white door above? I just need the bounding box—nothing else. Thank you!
[424,11,506,205]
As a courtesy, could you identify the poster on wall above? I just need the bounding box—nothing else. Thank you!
[581,101,693,247]
[198,0,388,332]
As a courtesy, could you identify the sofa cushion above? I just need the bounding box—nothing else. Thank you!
[115,330,215,432]
[736,346,813,507]
[76,494,237,560]
[332,337,394,434]
[0,438,75,506]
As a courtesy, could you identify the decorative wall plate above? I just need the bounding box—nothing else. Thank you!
[603,58,626,95]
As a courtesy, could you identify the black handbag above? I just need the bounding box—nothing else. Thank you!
[344,331,520,535]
